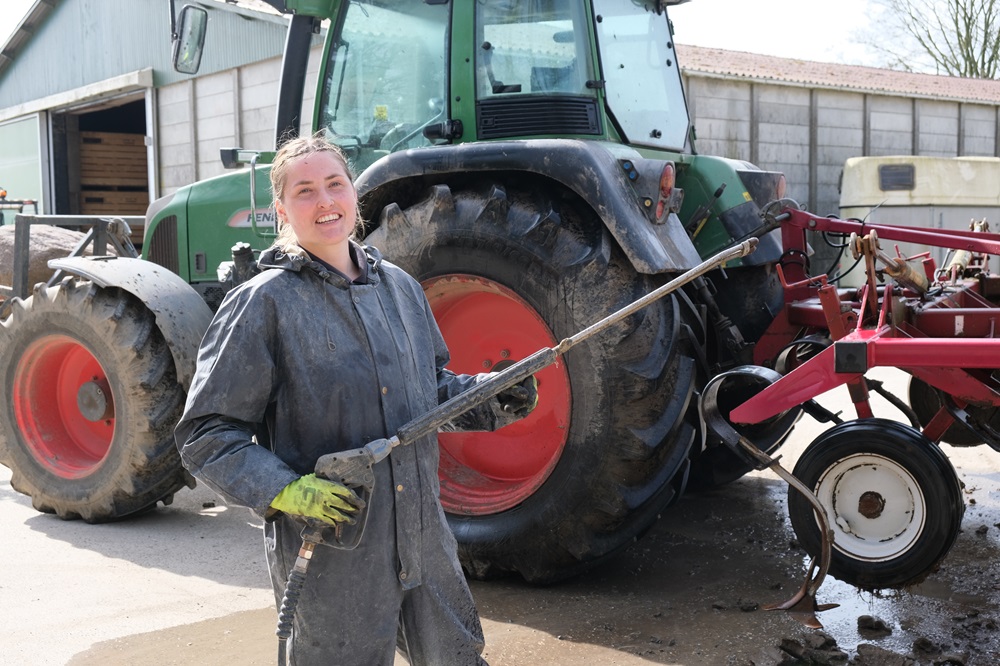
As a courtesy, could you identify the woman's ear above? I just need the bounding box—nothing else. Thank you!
[275,199,286,223]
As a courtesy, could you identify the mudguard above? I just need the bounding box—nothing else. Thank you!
[47,256,213,389]
[356,139,704,274]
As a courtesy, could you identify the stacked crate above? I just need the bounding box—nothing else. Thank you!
[78,131,148,242]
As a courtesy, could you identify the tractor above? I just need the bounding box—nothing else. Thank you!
[1,0,832,586]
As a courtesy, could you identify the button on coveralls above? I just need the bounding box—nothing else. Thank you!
[175,242,505,665]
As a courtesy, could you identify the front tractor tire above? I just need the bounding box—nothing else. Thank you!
[0,278,191,521]
[366,181,698,583]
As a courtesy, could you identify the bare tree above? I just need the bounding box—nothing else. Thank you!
[864,0,1000,78]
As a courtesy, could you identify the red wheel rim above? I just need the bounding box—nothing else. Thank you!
[424,275,571,514]
[12,334,114,478]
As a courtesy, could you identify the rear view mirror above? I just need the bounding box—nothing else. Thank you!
[172,5,208,75]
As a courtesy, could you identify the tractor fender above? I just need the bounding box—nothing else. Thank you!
[356,139,703,274]
[47,256,213,389]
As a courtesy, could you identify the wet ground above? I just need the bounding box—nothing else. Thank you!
[5,368,1000,665]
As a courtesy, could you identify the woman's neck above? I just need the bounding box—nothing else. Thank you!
[308,242,361,281]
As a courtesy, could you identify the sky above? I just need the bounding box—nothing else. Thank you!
[1,0,35,46]
[0,0,878,66]
[669,0,879,66]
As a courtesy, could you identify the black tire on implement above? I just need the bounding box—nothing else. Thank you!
[0,278,191,522]
[908,376,1000,446]
[787,418,964,591]
[366,181,698,583]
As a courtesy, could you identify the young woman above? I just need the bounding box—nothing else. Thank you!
[175,134,536,665]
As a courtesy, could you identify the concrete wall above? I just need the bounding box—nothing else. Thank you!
[155,47,322,195]
[683,74,1000,219]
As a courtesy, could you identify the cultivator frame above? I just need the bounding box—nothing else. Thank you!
[701,202,1000,627]
[743,205,1000,436]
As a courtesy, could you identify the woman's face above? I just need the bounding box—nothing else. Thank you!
[275,151,357,258]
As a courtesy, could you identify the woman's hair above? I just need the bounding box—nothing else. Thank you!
[269,131,360,252]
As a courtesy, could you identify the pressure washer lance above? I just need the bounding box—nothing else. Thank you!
[274,238,759,664]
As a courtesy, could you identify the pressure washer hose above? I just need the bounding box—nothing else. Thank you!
[276,539,318,665]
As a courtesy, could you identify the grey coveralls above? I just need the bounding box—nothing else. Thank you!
[175,242,503,665]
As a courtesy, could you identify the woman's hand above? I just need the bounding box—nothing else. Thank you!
[496,376,539,418]
[270,473,366,525]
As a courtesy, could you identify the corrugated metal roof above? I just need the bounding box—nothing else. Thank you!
[0,0,292,115]
[677,44,1000,105]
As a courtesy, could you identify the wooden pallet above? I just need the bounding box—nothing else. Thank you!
[78,190,148,244]
[79,131,148,188]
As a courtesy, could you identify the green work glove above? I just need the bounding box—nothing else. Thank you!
[497,375,539,418]
[270,473,365,526]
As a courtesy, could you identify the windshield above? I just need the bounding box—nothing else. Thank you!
[593,0,690,150]
[318,1,449,171]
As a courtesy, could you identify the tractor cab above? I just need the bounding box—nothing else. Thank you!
[318,0,692,171]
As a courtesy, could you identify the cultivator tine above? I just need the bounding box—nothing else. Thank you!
[701,371,838,628]
[762,557,839,629]
[732,433,839,628]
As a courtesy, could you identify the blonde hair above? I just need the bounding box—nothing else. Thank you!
[269,132,361,252]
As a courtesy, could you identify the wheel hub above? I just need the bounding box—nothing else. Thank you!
[77,379,114,422]
[858,490,886,519]
[13,334,115,478]
[819,453,924,561]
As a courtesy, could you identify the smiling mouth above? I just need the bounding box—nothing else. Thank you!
[316,214,341,225]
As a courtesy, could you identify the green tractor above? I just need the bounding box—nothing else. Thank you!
[0,0,790,583]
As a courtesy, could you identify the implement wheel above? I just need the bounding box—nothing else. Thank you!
[788,418,964,590]
[0,279,190,521]
[367,181,697,583]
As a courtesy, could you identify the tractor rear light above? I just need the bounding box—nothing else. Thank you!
[655,162,677,223]
[659,162,675,198]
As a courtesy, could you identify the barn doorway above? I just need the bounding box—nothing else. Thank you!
[51,97,149,217]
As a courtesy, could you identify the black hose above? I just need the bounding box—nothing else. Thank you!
[276,541,316,665]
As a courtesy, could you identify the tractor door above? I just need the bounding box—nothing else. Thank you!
[592,0,691,151]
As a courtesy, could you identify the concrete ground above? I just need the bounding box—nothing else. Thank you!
[3,368,1000,665]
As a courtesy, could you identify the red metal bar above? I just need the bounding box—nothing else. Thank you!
[784,209,1000,255]
[733,330,1000,425]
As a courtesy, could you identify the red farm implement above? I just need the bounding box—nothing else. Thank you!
[701,203,1000,627]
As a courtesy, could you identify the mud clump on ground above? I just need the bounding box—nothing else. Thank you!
[777,609,999,665]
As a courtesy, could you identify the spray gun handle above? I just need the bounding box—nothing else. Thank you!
[308,437,395,550]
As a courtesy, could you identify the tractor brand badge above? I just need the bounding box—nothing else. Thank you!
[227,208,277,228]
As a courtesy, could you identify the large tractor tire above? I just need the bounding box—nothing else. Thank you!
[366,181,698,583]
[0,278,191,521]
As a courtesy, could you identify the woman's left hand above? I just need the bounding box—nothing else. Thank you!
[496,376,539,418]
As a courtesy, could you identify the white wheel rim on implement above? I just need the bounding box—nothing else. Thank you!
[814,453,926,562]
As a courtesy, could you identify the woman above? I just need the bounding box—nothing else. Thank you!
[174,134,536,665]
